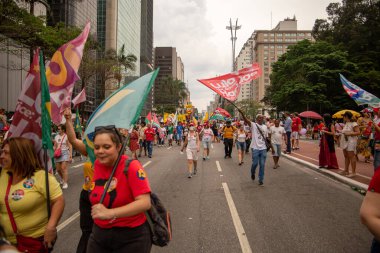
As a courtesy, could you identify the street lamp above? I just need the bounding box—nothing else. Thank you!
[226,18,241,72]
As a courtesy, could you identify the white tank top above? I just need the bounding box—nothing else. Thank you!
[187,133,197,149]
[237,131,246,142]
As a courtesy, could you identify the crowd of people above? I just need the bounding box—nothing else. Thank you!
[0,106,380,252]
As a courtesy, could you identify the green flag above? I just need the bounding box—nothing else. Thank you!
[39,51,54,162]
[84,68,159,163]
[75,107,82,134]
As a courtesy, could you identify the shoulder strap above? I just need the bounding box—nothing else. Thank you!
[4,174,18,234]
[123,158,136,176]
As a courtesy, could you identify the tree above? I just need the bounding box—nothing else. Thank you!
[155,76,188,108]
[263,40,359,113]
[312,0,380,96]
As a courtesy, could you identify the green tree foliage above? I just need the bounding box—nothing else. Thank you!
[155,76,188,108]
[234,99,262,119]
[312,0,380,95]
[0,0,81,59]
[264,40,358,113]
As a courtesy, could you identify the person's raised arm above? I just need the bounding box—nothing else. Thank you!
[63,108,87,156]
[360,191,380,241]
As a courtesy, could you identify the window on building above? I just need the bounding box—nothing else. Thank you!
[264,45,268,49]
[264,33,268,37]
[277,45,283,49]
[264,51,268,55]
[264,56,268,60]
[264,61,269,66]
[270,33,274,37]
[277,39,283,42]
[264,39,268,42]
[264,79,269,83]
[298,33,304,36]
[264,67,269,71]
[270,45,274,49]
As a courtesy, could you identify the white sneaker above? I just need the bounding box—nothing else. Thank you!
[62,183,68,189]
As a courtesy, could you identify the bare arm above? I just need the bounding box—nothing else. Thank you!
[181,136,188,152]
[360,191,380,241]
[44,195,65,247]
[64,108,87,156]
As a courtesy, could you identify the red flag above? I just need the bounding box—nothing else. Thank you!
[46,22,91,125]
[7,48,53,171]
[197,63,262,101]
[215,107,231,118]
[72,88,87,107]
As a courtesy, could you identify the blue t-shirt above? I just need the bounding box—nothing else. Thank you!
[176,125,183,135]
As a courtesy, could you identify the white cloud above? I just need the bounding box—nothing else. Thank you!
[154,0,335,111]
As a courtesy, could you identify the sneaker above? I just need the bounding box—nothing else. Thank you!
[239,162,242,166]
[259,181,264,186]
[62,183,68,189]
[148,155,152,158]
[188,173,192,178]
[347,173,356,178]
[251,174,255,181]
[206,156,209,160]
[203,157,206,161]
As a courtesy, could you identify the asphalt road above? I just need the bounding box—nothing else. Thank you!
[54,142,373,253]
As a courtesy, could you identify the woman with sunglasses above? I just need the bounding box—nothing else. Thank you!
[0,137,64,252]
[87,125,152,253]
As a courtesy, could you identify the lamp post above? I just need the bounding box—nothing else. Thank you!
[226,18,241,72]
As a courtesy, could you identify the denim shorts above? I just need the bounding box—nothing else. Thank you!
[236,141,246,150]
[272,144,282,157]
[55,149,70,163]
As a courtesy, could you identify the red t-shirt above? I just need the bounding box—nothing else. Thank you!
[292,117,301,132]
[368,168,380,193]
[144,127,156,141]
[89,155,151,228]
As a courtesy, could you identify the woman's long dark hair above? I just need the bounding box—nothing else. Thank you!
[323,113,333,128]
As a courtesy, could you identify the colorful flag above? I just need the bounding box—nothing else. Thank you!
[74,108,82,134]
[340,74,380,107]
[145,112,160,128]
[72,88,87,108]
[46,22,91,125]
[215,107,231,118]
[198,63,262,101]
[163,113,169,123]
[7,49,53,171]
[84,69,159,163]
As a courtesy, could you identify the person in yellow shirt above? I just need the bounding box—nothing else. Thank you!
[0,137,64,251]
[221,120,237,158]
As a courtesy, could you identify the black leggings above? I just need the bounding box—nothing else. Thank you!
[224,138,233,156]
[76,189,93,253]
[86,222,152,253]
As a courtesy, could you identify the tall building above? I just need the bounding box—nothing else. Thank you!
[176,57,184,82]
[49,0,98,117]
[154,47,179,106]
[140,0,154,116]
[235,35,255,102]
[253,17,313,102]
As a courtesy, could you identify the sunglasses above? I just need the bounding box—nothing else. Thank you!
[94,125,122,141]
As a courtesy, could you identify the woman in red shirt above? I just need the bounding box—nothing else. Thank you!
[87,126,152,253]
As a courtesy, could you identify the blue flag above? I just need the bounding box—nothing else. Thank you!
[340,74,380,107]
[84,69,159,163]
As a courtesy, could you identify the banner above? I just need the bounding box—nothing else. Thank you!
[47,22,91,125]
[7,49,53,171]
[198,63,262,101]
[215,107,231,118]
[72,88,87,108]
[340,74,380,107]
[84,69,159,163]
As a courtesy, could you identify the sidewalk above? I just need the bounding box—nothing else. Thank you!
[283,138,374,191]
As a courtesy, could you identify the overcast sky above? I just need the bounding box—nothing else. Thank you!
[153,0,337,112]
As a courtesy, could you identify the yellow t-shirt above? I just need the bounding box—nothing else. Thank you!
[222,126,237,139]
[0,169,62,244]
[82,161,94,191]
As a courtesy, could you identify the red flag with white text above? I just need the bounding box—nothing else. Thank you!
[197,63,262,101]
[215,107,231,118]
[46,22,90,125]
[7,48,53,171]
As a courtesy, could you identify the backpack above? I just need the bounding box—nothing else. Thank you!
[124,159,172,247]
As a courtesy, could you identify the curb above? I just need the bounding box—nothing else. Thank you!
[283,154,368,192]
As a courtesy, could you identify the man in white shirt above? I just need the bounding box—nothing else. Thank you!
[241,113,269,186]
[269,119,286,169]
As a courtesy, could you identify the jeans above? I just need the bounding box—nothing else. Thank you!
[371,238,380,253]
[146,141,153,157]
[374,150,380,171]
[224,138,233,156]
[251,149,267,182]
[286,131,292,153]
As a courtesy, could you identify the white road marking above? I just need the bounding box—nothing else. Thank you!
[57,211,80,232]
[71,163,84,168]
[216,161,222,172]
[58,161,153,233]
[143,161,152,167]
[222,183,252,253]
[167,146,172,150]
[211,144,214,149]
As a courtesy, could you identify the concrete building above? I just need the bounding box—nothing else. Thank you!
[235,35,255,102]
[0,2,47,112]
[176,57,184,82]
[253,17,313,102]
